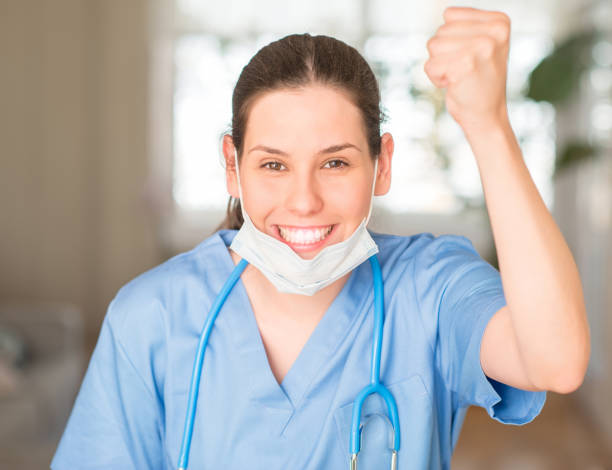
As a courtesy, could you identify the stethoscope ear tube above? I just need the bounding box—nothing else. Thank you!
[349,255,400,468]
[177,259,249,470]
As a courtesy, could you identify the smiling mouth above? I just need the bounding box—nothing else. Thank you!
[277,225,334,245]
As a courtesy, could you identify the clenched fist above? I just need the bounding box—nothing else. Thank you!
[424,7,511,134]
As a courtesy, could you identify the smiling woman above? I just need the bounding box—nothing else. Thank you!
[52,14,589,470]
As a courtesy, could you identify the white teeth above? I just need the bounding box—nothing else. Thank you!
[278,225,333,245]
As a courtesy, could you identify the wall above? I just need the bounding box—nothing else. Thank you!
[0,0,162,348]
[553,80,612,448]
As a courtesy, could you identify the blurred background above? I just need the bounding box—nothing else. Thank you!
[0,0,610,468]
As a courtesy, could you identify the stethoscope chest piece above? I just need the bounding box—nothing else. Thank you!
[350,450,397,470]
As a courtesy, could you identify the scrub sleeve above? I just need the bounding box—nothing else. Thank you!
[413,234,546,435]
[51,293,168,469]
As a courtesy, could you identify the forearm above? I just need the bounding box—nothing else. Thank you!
[464,119,591,391]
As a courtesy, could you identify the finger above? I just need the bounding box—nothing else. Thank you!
[427,35,495,56]
[443,6,510,24]
[436,20,510,42]
[424,51,478,87]
[444,53,477,85]
[424,53,454,88]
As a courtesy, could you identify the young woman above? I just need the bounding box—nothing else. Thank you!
[52,7,590,470]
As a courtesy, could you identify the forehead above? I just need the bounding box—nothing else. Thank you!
[243,85,368,151]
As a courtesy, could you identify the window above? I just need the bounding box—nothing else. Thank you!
[168,1,556,228]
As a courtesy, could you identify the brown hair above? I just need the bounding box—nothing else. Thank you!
[216,33,385,231]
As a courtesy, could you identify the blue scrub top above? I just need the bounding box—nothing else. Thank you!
[51,230,546,469]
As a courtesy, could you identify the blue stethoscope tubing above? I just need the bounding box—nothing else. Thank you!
[177,254,400,470]
[350,256,400,470]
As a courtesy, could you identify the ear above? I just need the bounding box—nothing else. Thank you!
[374,132,393,196]
[222,134,240,199]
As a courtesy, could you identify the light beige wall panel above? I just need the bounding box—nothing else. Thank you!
[38,0,89,307]
[0,1,45,298]
[0,0,163,348]
[94,0,160,338]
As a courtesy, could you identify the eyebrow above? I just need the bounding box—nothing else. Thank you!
[247,143,361,156]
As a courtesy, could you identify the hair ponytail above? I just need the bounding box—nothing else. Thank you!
[215,196,243,231]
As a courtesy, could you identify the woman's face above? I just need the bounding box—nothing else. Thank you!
[224,84,393,260]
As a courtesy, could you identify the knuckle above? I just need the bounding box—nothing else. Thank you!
[479,36,496,56]
[463,54,476,71]
[426,37,438,53]
[499,12,511,25]
[435,23,448,35]
[424,59,439,77]
[492,20,510,41]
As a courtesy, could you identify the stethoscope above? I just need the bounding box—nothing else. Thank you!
[177,254,400,470]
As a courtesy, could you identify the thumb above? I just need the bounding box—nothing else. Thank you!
[424,56,450,89]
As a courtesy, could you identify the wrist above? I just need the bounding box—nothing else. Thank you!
[463,114,523,171]
[460,109,511,138]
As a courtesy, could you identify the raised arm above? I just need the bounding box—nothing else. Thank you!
[423,6,590,394]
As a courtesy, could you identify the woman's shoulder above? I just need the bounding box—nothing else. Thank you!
[370,230,490,305]
[106,231,232,329]
[371,230,479,269]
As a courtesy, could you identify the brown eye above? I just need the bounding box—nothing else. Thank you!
[262,161,285,171]
[323,159,348,169]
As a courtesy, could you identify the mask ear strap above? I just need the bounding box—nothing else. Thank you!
[233,148,243,199]
[234,148,249,221]
[365,158,379,225]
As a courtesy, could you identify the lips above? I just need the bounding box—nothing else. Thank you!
[277,225,334,245]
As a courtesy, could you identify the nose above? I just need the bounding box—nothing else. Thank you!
[284,170,323,216]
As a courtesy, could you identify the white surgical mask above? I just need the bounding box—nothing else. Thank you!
[229,149,379,296]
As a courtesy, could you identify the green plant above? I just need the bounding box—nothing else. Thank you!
[526,30,607,175]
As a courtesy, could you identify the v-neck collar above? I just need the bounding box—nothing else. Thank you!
[211,230,374,432]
